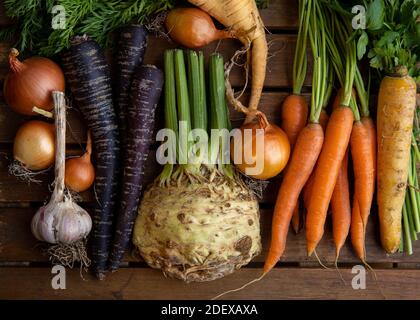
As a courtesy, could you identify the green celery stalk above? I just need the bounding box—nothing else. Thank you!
[403,201,413,255]
[209,53,233,178]
[160,49,178,184]
[174,49,192,167]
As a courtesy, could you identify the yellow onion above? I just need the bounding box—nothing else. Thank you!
[231,111,290,180]
[3,48,65,115]
[13,120,55,170]
[165,7,233,49]
[65,131,95,192]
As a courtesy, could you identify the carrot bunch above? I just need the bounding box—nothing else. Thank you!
[265,0,326,274]
[264,0,377,274]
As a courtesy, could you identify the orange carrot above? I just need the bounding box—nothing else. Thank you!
[281,94,309,234]
[351,199,364,259]
[281,95,309,147]
[291,206,301,234]
[282,0,311,232]
[361,117,376,170]
[306,106,354,256]
[318,109,330,130]
[264,124,324,273]
[305,2,359,256]
[350,117,376,260]
[303,109,329,211]
[331,147,351,258]
[303,174,314,212]
[330,89,352,258]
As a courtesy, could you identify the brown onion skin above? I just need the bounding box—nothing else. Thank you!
[231,112,291,180]
[65,131,95,192]
[4,49,65,115]
[13,120,55,170]
[65,155,95,192]
[165,7,231,49]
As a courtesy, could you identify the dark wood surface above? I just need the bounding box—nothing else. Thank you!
[2,267,419,300]
[0,0,419,300]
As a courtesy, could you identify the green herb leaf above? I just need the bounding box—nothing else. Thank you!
[357,31,369,60]
[376,30,399,47]
[368,50,383,69]
[367,0,385,30]
[400,0,417,23]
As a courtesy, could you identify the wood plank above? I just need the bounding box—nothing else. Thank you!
[2,207,420,264]
[0,267,419,300]
[259,0,299,29]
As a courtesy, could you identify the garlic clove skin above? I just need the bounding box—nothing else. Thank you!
[55,200,92,243]
[31,205,46,242]
[31,205,57,243]
[31,198,92,244]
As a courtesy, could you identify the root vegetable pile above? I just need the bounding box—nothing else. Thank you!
[133,50,261,282]
[3,0,420,286]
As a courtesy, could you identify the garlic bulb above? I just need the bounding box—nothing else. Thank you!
[31,91,92,244]
[31,198,92,244]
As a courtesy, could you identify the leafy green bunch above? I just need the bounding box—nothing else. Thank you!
[0,0,270,57]
[0,0,174,56]
[356,0,419,81]
[325,0,419,82]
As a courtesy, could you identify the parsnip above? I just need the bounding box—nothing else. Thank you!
[188,0,267,122]
[377,67,417,253]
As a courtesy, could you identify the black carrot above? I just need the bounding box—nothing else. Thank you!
[113,25,147,143]
[109,65,163,271]
[60,37,120,279]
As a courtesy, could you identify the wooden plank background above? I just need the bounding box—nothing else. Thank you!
[0,0,419,300]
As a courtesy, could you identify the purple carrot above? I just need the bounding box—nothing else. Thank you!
[60,37,120,279]
[109,65,163,271]
[113,25,147,143]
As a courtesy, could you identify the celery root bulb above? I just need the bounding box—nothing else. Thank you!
[133,173,261,282]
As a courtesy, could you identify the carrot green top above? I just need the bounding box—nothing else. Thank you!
[320,4,360,121]
[292,0,311,95]
[308,0,331,124]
